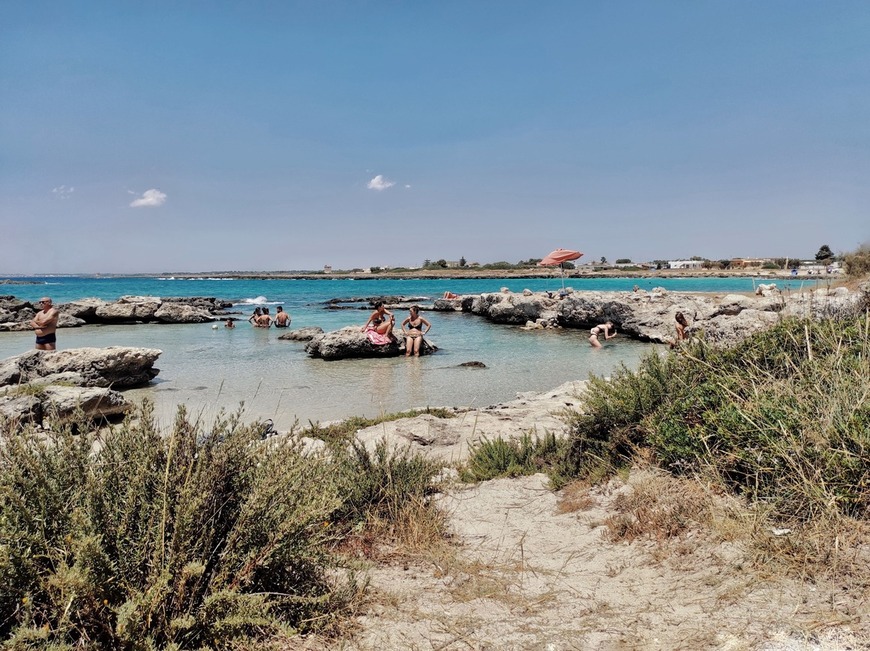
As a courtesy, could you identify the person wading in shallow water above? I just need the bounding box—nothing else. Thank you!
[31,297,59,350]
[274,306,291,328]
[401,305,431,357]
[588,321,616,348]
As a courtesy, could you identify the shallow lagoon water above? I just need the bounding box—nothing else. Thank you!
[0,313,652,430]
[2,274,817,429]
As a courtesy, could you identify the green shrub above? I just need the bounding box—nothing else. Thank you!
[330,439,440,526]
[561,314,870,521]
[461,432,565,482]
[0,403,354,648]
[843,244,870,277]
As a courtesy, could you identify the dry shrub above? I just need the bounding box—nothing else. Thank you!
[555,480,596,514]
[604,473,713,543]
[344,496,452,562]
[749,513,870,585]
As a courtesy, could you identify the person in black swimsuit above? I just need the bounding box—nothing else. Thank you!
[588,321,615,348]
[401,305,431,357]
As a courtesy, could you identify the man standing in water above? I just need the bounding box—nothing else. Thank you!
[31,297,59,350]
[274,306,291,328]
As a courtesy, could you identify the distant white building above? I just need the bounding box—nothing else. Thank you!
[323,265,332,274]
[668,260,705,269]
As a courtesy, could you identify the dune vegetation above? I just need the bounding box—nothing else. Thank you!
[0,404,443,649]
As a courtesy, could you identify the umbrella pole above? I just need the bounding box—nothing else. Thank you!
[560,263,566,290]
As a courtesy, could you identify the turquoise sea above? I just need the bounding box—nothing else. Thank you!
[1,275,818,430]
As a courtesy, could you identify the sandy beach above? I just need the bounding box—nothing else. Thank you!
[307,381,870,650]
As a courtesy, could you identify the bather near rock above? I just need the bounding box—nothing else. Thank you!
[0,346,162,389]
[306,326,438,360]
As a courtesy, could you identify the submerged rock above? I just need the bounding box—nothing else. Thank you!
[278,326,325,341]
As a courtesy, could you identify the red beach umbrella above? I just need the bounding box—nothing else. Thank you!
[538,249,583,289]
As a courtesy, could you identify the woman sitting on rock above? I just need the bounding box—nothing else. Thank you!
[361,301,396,345]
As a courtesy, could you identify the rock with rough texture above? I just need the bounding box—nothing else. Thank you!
[40,385,132,421]
[153,303,215,323]
[306,326,438,360]
[432,287,866,347]
[60,298,107,320]
[278,326,325,341]
[1,347,162,389]
[0,392,41,425]
[95,297,162,321]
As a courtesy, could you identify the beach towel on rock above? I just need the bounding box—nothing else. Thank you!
[364,326,393,346]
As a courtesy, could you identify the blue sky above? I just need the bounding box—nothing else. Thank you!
[2,1,868,274]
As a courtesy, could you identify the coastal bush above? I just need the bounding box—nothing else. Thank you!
[329,440,445,555]
[843,243,870,277]
[461,432,566,482]
[0,403,358,649]
[562,314,870,521]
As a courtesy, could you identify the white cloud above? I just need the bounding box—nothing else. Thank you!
[130,188,167,208]
[367,174,395,191]
[51,185,74,199]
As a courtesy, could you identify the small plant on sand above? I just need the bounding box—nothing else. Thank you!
[460,431,565,482]
[330,440,446,556]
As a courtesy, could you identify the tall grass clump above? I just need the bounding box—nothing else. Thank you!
[563,313,870,522]
[460,432,565,483]
[0,402,357,649]
[330,440,443,548]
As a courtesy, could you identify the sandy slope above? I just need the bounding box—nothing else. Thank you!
[323,383,868,651]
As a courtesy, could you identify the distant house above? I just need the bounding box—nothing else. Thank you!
[730,258,769,268]
[668,260,705,269]
[323,265,333,274]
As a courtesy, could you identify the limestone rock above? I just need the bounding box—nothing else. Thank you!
[0,392,41,425]
[1,347,162,389]
[153,303,215,323]
[278,326,325,341]
[306,326,438,360]
[60,298,107,320]
[95,298,161,321]
[40,385,132,421]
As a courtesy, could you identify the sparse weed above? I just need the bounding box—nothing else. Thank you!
[302,407,455,447]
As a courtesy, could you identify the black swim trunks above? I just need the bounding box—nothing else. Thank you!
[35,333,56,345]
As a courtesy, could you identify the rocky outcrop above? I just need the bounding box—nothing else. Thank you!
[0,386,132,425]
[306,326,438,360]
[431,286,867,346]
[0,347,162,389]
[0,295,230,330]
[278,326,325,341]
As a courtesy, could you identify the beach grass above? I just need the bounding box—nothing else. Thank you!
[557,311,870,579]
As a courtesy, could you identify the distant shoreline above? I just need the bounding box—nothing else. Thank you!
[2,268,842,284]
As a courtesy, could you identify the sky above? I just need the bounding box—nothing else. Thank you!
[1,1,868,274]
